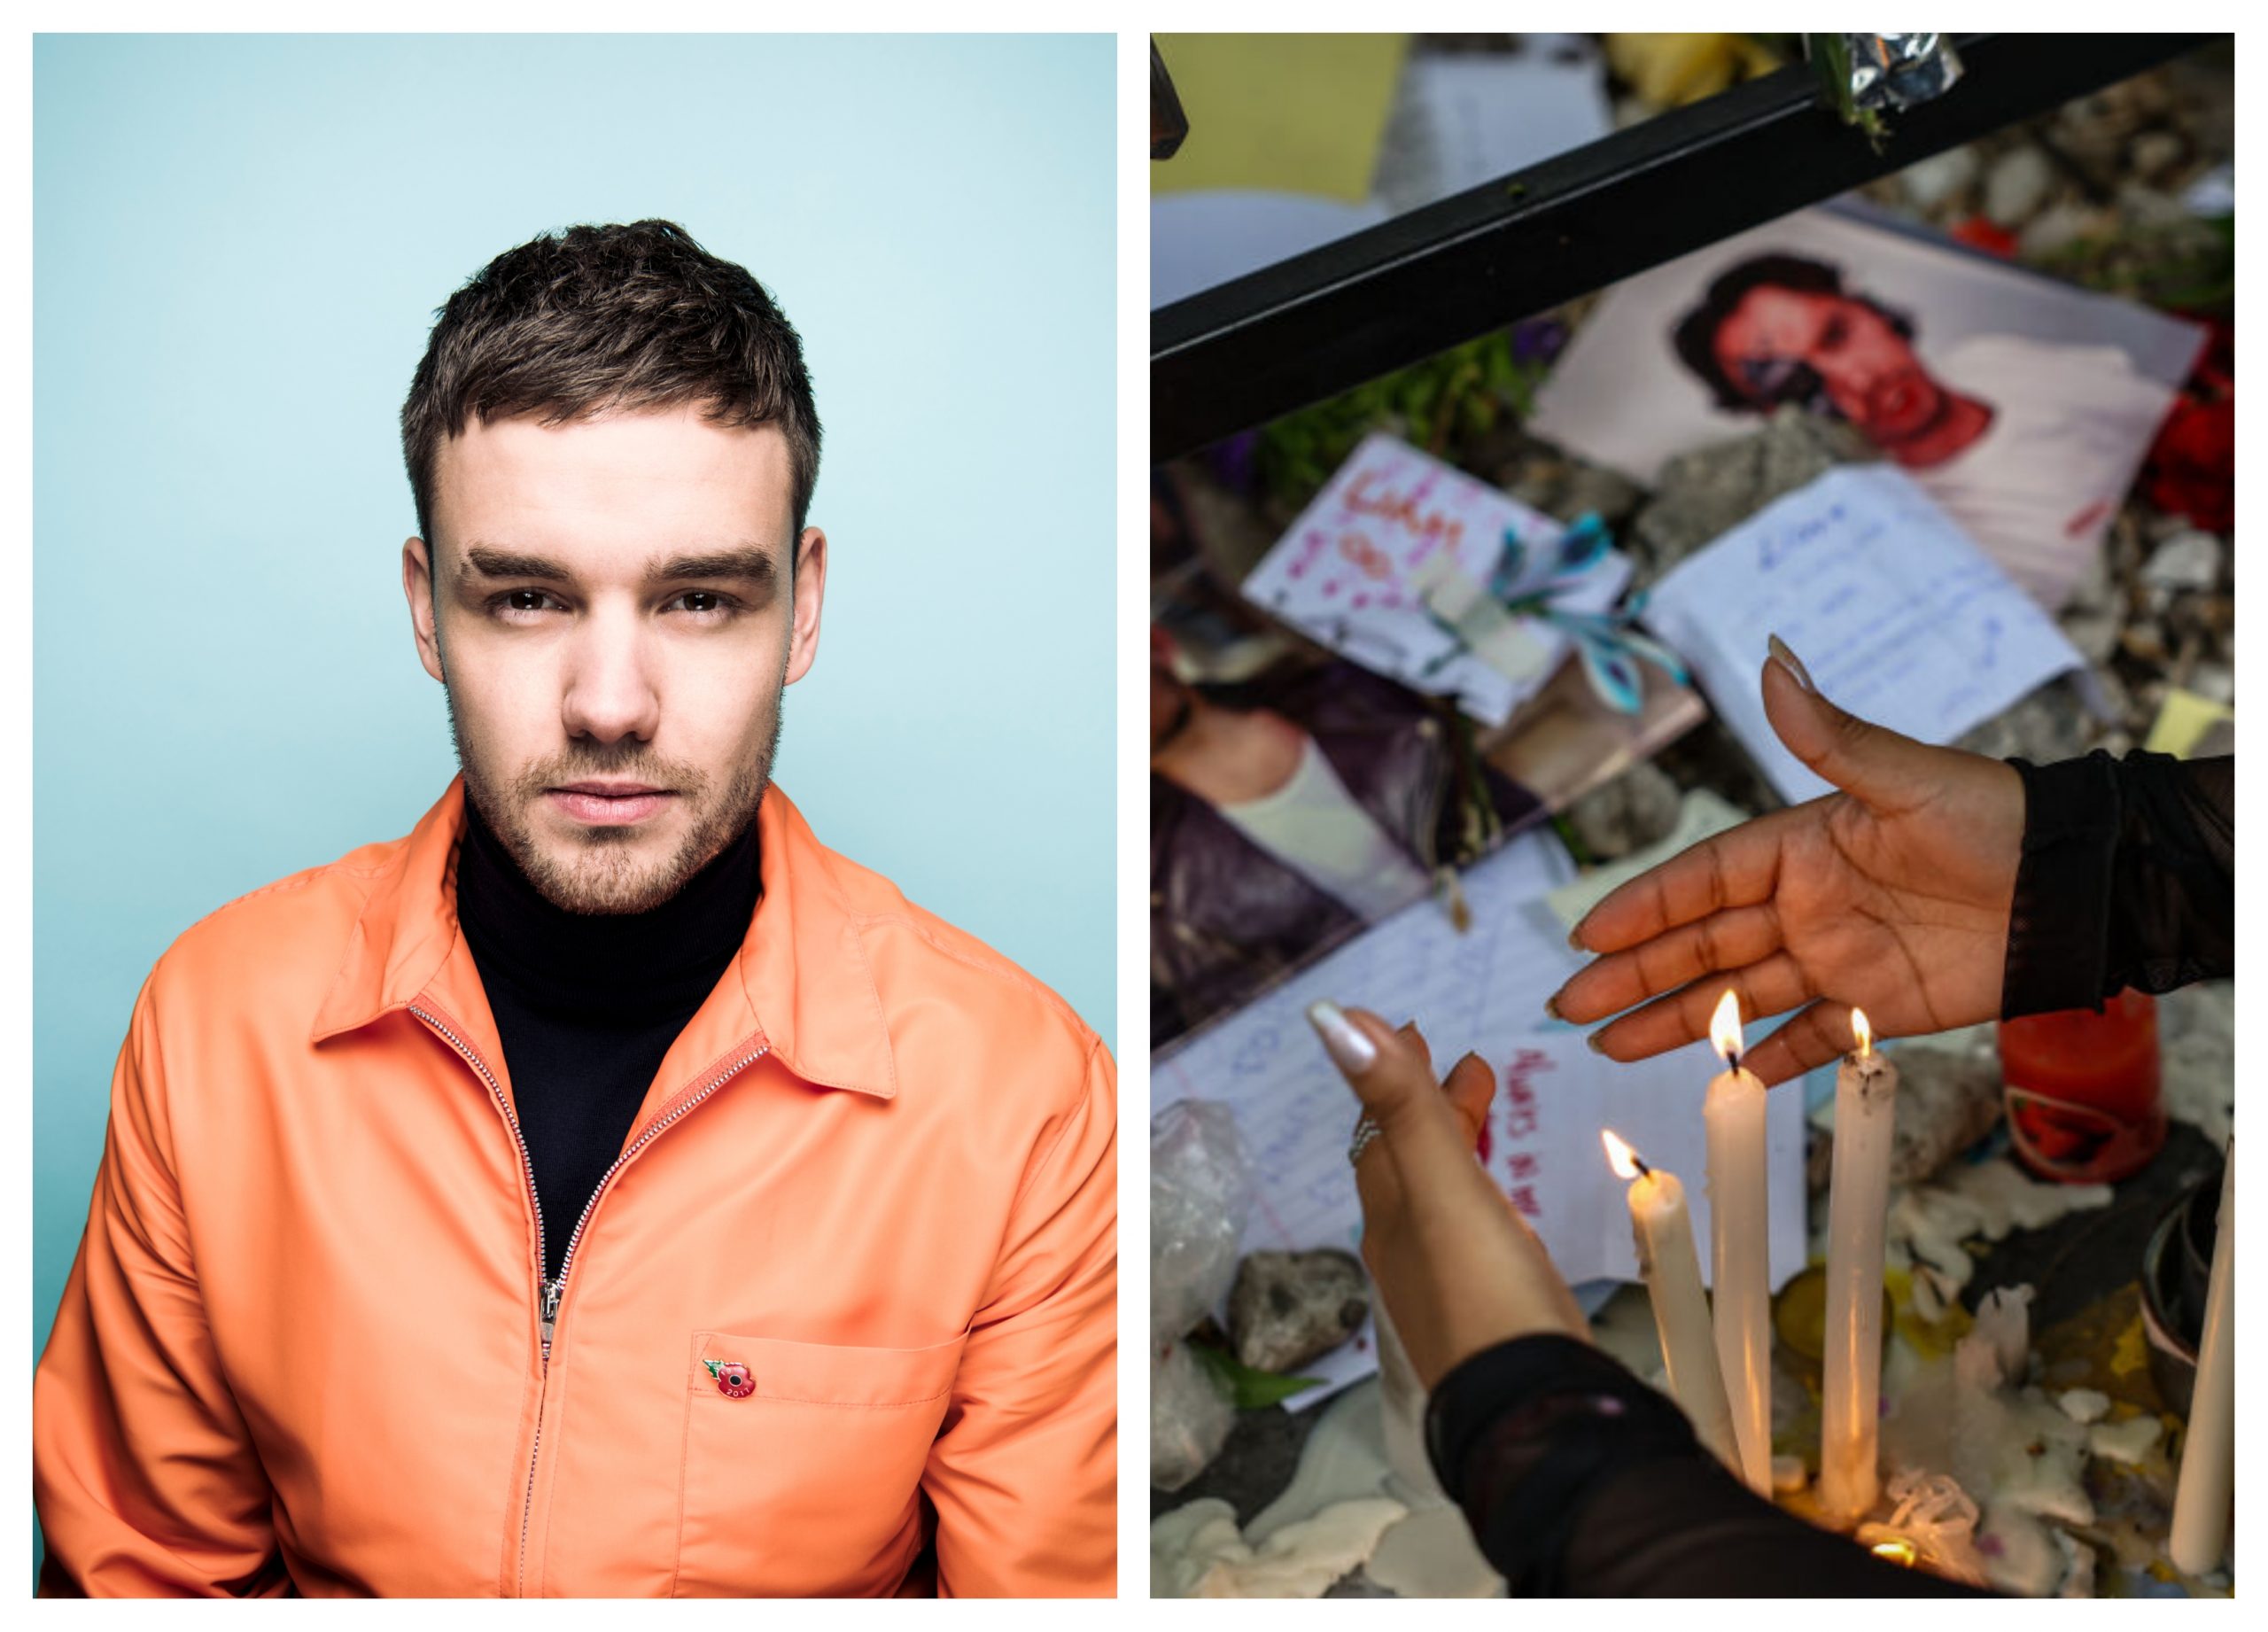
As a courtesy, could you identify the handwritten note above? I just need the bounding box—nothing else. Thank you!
[1241,432,1630,727]
[1153,833,1808,1406]
[1641,466,2085,804]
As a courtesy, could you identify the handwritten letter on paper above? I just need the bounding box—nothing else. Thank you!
[1241,432,1624,727]
[1640,465,2085,804]
[1153,835,1808,1404]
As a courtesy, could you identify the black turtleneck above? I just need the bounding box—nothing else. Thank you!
[455,800,761,1284]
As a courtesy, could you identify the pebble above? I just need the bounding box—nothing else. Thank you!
[1563,761,1682,862]
[1984,145,2055,226]
[2017,201,2111,260]
[2129,129,2185,182]
[2086,1415,2163,1465]
[1228,1249,1370,1375]
[1899,145,1979,212]
[2140,529,2223,594]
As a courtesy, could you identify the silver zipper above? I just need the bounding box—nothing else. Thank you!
[411,1006,767,1595]
[408,1005,550,1595]
[548,1042,771,1301]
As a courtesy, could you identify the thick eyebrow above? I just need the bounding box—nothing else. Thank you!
[461,546,572,584]
[645,548,779,590]
[454,544,781,591]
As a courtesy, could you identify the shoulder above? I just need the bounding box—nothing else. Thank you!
[813,841,1104,1092]
[140,831,406,1018]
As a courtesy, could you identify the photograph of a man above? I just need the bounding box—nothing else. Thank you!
[35,28,1115,1596]
[1528,206,2204,610]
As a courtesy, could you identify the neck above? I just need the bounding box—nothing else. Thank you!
[1153,701,1310,807]
[1884,389,1994,469]
[454,798,762,1022]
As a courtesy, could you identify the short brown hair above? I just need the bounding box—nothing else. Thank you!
[400,219,821,550]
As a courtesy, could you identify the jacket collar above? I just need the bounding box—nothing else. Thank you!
[310,778,897,1100]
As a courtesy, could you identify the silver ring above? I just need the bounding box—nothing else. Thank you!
[1348,1115,1384,1168]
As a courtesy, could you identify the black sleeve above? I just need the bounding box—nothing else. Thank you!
[2001,751,2233,1018]
[1425,1335,1988,1597]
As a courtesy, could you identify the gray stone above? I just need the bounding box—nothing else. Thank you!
[1954,683,2093,765]
[1883,1031,2006,1186]
[1556,462,1644,527]
[2017,201,2113,260]
[2130,128,2186,182]
[2058,606,2122,665]
[2187,661,2233,707]
[2140,529,2223,594]
[1229,1250,1370,1375]
[1983,144,2055,226]
[1628,408,1874,578]
[1564,760,1682,862]
[1898,144,1980,212]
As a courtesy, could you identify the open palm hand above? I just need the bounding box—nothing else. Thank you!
[1550,646,2024,1085]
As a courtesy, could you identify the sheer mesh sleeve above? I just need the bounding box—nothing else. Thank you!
[1425,1335,1985,1597]
[2001,751,2233,1019]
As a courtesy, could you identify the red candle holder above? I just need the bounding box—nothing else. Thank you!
[1997,990,2164,1184]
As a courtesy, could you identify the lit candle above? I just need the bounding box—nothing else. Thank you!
[2169,1143,2233,1575]
[1704,989,1773,1494]
[1820,1006,1898,1527]
[1602,1129,1742,1474]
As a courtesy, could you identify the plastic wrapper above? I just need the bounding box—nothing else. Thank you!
[1151,1100,1254,1344]
[1152,1341,1238,1494]
[1151,1101,1255,1490]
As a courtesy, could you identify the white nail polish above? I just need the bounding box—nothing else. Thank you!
[1307,1000,1378,1074]
[1767,633,1816,694]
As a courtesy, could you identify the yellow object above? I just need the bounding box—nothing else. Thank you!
[1150,34,1409,201]
[2110,1311,2148,1378]
[2142,688,2233,758]
[1604,33,1782,108]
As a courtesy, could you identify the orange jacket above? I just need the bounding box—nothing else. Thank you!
[34,781,1116,1597]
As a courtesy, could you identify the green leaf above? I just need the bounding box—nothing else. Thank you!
[1184,1341,1325,1410]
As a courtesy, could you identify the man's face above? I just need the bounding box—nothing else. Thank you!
[1713,286,1944,444]
[403,405,827,914]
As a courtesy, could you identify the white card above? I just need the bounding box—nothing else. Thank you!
[1641,465,2086,804]
[1241,432,1629,727]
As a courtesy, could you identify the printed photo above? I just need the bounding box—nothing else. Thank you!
[1528,204,2207,609]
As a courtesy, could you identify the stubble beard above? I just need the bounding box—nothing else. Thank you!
[442,671,785,917]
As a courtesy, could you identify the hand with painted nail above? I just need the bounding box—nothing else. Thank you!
[1550,638,2024,1086]
[1309,1001,1591,1390]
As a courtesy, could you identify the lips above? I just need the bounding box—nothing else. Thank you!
[546,784,674,826]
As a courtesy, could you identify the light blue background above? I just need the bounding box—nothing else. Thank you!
[34,34,1115,1392]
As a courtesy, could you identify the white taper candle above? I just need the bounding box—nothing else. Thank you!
[1820,1008,1898,1526]
[2169,1144,2233,1575]
[1703,991,1773,1495]
[1604,1131,1743,1476]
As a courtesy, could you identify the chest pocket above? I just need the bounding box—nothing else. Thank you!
[672,1328,967,1597]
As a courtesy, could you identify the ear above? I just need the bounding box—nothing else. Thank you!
[403,537,447,685]
[782,526,827,687]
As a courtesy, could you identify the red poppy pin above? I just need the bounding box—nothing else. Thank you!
[703,1358,755,1398]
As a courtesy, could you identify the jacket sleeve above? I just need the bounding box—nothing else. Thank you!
[923,1034,1118,1597]
[2001,750,2233,1017]
[33,979,287,1597]
[1429,1335,1987,1597]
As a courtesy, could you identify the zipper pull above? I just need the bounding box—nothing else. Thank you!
[540,1278,563,1353]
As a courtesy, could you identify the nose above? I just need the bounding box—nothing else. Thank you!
[559,603,661,747]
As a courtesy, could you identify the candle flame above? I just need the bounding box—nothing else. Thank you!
[1708,989,1744,1068]
[1600,1128,1641,1180]
[1869,1538,1917,1568]
[1851,1007,1873,1058]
